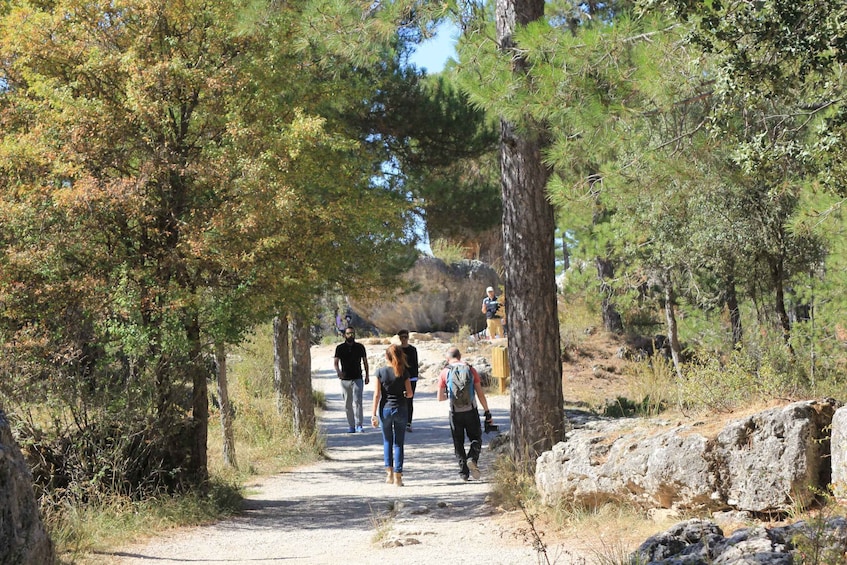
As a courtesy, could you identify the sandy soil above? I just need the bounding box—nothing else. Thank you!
[99,335,590,565]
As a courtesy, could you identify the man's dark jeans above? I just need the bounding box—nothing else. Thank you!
[449,408,481,475]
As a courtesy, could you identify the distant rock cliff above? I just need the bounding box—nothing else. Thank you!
[349,256,502,334]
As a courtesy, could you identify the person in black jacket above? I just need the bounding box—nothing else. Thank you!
[398,330,419,432]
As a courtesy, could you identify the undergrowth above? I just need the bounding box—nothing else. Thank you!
[489,454,668,564]
[50,481,242,561]
[51,324,324,561]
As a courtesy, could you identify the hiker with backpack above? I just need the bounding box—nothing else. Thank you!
[372,344,414,486]
[437,347,494,481]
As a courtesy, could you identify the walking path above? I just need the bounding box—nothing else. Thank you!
[105,340,580,564]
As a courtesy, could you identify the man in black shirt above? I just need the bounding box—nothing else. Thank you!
[334,328,369,432]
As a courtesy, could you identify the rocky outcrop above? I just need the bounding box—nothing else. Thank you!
[0,410,55,565]
[633,517,847,564]
[710,401,834,512]
[535,400,837,514]
[831,405,847,501]
[348,256,501,334]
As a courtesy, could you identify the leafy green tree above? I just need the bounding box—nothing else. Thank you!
[633,0,835,346]
[0,0,418,494]
[0,0,260,488]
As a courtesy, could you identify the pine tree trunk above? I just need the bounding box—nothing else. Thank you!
[273,314,290,415]
[289,312,316,439]
[496,0,565,467]
[215,342,238,469]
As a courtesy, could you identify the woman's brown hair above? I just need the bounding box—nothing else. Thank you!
[385,344,408,378]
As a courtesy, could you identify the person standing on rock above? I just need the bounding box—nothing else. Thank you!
[437,347,493,481]
[372,344,413,486]
[334,327,369,433]
[481,286,504,339]
[398,329,419,432]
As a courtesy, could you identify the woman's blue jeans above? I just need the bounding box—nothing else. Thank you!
[380,404,408,473]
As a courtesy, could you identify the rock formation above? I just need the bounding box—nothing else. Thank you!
[831,405,847,501]
[0,409,55,564]
[535,399,837,514]
[348,256,501,334]
[633,517,847,564]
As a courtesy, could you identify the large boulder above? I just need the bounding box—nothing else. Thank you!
[830,405,847,501]
[709,400,835,512]
[633,517,847,564]
[535,400,837,514]
[0,409,55,565]
[348,256,501,334]
[535,417,719,511]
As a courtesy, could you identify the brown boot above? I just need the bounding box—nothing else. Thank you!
[394,472,404,487]
[385,467,394,484]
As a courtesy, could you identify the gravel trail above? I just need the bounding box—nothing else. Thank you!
[104,339,583,565]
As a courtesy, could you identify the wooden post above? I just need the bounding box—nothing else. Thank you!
[492,345,510,394]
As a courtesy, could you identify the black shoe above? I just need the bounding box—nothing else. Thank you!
[459,472,470,482]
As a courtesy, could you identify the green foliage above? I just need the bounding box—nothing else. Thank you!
[0,0,420,500]
[677,343,807,413]
[455,324,473,344]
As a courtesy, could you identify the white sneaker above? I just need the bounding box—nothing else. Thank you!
[467,460,480,480]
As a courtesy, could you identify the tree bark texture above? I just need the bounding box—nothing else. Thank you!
[770,258,793,349]
[187,315,209,487]
[596,257,624,334]
[497,0,565,466]
[724,275,743,347]
[215,342,238,470]
[661,272,683,379]
[273,314,291,415]
[289,312,316,439]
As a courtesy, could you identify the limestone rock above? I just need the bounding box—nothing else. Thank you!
[633,517,847,564]
[0,409,55,565]
[535,400,837,514]
[348,256,501,334]
[830,405,847,501]
[710,400,836,513]
[535,417,717,511]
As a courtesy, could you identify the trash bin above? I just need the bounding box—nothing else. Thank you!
[491,345,510,394]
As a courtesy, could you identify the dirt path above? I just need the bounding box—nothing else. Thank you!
[105,339,584,565]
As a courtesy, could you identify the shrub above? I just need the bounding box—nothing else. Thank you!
[430,238,469,264]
